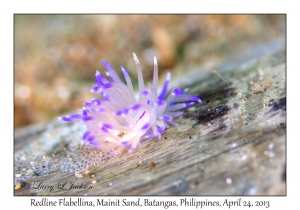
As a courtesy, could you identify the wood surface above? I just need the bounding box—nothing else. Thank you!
[14,39,286,195]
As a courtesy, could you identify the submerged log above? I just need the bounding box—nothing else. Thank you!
[14,39,286,195]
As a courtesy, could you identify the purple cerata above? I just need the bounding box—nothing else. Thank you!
[59,53,201,155]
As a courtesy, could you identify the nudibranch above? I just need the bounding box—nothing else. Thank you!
[59,53,201,155]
